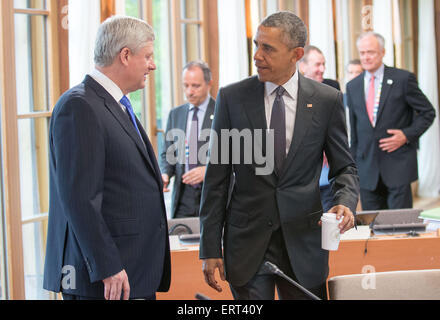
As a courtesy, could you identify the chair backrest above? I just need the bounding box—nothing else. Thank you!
[168,217,200,236]
[328,269,440,300]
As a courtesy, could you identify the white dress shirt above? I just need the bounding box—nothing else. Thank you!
[264,70,299,155]
[89,68,126,113]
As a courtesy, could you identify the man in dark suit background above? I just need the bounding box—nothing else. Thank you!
[200,12,359,300]
[160,61,215,218]
[43,16,171,300]
[299,45,341,212]
[299,45,341,91]
[346,32,435,210]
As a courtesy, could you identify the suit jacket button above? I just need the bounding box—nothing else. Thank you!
[268,221,273,227]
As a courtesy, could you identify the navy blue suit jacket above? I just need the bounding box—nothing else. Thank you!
[346,66,435,190]
[43,76,171,298]
[199,74,359,289]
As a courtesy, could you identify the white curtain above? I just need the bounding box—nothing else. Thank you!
[373,0,394,67]
[68,0,101,87]
[308,0,336,79]
[417,0,440,197]
[217,0,249,88]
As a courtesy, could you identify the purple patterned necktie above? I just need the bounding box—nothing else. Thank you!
[270,86,286,175]
[188,106,199,171]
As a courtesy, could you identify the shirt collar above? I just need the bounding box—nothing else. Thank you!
[89,68,124,103]
[365,63,385,80]
[265,70,299,99]
[189,95,210,112]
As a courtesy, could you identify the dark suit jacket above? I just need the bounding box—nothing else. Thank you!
[159,98,215,218]
[346,66,435,190]
[322,78,341,91]
[199,74,359,289]
[43,76,171,298]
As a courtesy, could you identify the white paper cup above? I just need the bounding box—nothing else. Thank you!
[321,213,342,251]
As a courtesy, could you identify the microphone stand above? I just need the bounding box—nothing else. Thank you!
[264,261,321,300]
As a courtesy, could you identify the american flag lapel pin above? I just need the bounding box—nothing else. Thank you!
[307,104,313,108]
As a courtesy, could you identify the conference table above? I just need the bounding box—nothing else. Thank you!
[156,228,440,300]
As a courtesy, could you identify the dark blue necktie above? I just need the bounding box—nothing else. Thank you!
[270,86,286,175]
[120,95,142,138]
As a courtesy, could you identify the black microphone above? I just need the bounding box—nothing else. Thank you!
[264,261,321,300]
[195,293,211,300]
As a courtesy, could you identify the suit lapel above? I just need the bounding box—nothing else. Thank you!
[84,76,158,177]
[281,74,315,176]
[179,104,190,132]
[242,78,267,131]
[375,66,393,124]
[201,98,215,130]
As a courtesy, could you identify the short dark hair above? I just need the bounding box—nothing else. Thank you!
[301,45,323,64]
[183,60,212,83]
[260,11,308,49]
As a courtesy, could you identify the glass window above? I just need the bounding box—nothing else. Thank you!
[22,221,48,299]
[18,117,49,300]
[17,118,49,221]
[14,0,46,10]
[11,0,52,300]
[181,23,201,65]
[153,0,174,217]
[14,13,49,115]
[181,0,199,19]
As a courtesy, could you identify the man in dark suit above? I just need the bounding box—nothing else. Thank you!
[346,32,435,210]
[43,16,171,300]
[160,61,215,219]
[200,12,359,300]
[299,45,341,91]
[299,45,341,212]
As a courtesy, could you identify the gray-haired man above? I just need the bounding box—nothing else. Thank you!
[199,11,359,300]
[44,16,171,300]
[347,32,435,210]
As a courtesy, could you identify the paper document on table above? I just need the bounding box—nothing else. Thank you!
[420,207,440,220]
[340,225,371,240]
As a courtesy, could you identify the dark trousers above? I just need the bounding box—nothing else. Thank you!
[229,229,327,300]
[175,183,202,218]
[360,177,413,210]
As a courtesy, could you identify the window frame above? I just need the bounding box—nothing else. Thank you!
[0,0,68,300]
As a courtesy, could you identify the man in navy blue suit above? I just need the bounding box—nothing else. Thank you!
[43,16,170,300]
[347,32,435,210]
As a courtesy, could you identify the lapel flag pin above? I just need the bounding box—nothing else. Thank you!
[387,79,393,85]
[307,104,313,108]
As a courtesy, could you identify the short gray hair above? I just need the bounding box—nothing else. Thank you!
[356,32,385,50]
[94,15,155,67]
[183,61,212,83]
[260,11,308,49]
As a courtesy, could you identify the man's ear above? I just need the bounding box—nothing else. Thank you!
[119,47,131,66]
[293,47,305,63]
